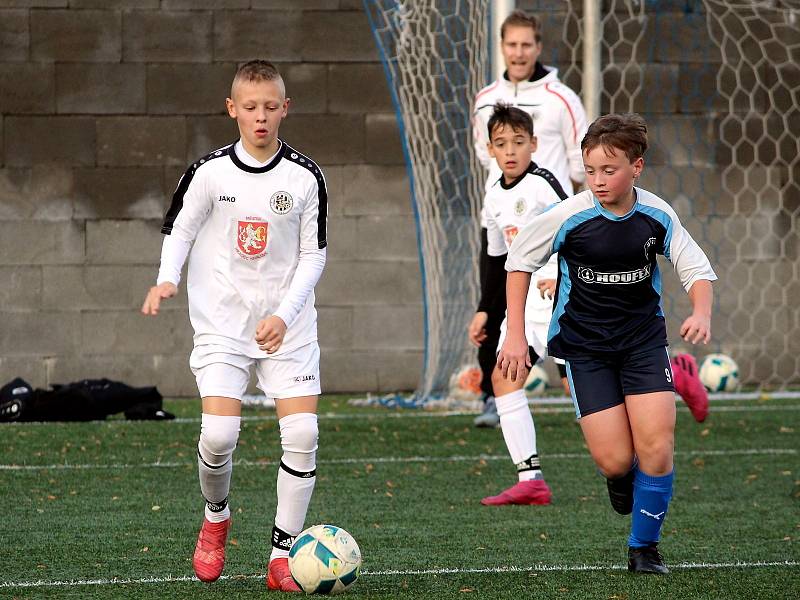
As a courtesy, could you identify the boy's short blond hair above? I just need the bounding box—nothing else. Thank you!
[231,60,285,98]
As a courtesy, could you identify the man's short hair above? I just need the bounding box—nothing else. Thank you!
[581,113,648,162]
[231,60,285,97]
[488,102,534,139]
[501,10,542,43]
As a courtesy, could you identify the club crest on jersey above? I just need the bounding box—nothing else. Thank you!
[269,191,293,215]
[514,198,527,216]
[237,220,268,259]
[644,236,657,260]
[503,225,519,248]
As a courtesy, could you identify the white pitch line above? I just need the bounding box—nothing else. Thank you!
[166,402,799,423]
[3,403,798,426]
[0,447,794,471]
[1,560,796,589]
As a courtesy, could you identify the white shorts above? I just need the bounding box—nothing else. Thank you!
[190,342,321,400]
[497,317,548,363]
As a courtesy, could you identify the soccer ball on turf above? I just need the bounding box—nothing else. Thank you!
[699,353,739,392]
[448,363,483,402]
[289,524,361,595]
[524,364,549,395]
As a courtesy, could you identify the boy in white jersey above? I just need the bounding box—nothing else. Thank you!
[499,113,716,573]
[471,10,587,428]
[141,60,327,593]
[468,104,567,506]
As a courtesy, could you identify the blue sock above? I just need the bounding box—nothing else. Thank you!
[628,466,674,548]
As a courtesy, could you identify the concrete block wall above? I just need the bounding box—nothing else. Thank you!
[2,1,796,394]
[0,1,423,396]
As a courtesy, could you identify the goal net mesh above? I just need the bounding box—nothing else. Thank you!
[364,1,489,398]
[365,0,800,396]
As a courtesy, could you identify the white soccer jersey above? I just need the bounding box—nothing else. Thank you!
[160,140,328,358]
[473,65,587,200]
[485,163,568,357]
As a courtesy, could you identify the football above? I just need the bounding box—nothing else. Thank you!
[699,353,740,392]
[289,524,361,595]
[524,364,549,395]
[448,363,483,402]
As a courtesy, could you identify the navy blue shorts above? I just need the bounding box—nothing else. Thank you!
[565,346,675,419]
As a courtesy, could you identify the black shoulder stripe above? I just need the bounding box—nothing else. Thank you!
[161,143,234,235]
[530,164,569,201]
[282,142,328,249]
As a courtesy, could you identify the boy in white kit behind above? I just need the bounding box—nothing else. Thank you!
[141,60,327,593]
[468,103,568,505]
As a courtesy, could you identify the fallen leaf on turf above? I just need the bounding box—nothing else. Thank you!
[141,547,149,552]
[700,428,710,436]
[459,587,474,592]
[152,505,161,511]
[230,538,239,546]
[779,426,794,433]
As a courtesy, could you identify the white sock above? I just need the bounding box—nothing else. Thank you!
[270,412,318,560]
[495,389,542,482]
[197,413,241,522]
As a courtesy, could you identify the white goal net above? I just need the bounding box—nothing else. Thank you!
[364,1,489,399]
[365,0,800,395]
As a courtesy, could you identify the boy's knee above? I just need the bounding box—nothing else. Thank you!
[596,455,636,479]
[199,415,240,460]
[279,412,319,454]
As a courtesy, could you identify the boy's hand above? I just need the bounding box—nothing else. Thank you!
[141,282,178,316]
[680,313,711,345]
[256,315,287,354]
[537,278,556,300]
[496,333,531,382]
[468,311,489,347]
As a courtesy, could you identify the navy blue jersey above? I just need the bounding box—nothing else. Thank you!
[506,188,716,359]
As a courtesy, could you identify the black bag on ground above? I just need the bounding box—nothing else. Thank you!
[0,378,174,422]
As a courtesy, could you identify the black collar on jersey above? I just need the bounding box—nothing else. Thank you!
[499,161,539,190]
[502,61,549,84]
[228,139,286,173]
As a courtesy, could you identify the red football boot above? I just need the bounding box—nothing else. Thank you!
[266,557,302,593]
[481,479,552,506]
[192,517,231,583]
[672,353,709,422]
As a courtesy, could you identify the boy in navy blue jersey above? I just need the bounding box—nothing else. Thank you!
[499,113,716,573]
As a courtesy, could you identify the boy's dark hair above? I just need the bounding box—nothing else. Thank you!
[231,60,285,97]
[581,113,648,162]
[501,10,542,43]
[487,103,534,139]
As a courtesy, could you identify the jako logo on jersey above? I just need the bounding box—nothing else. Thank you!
[577,265,651,284]
[236,220,268,260]
[269,191,293,214]
[218,195,236,202]
[293,375,316,383]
